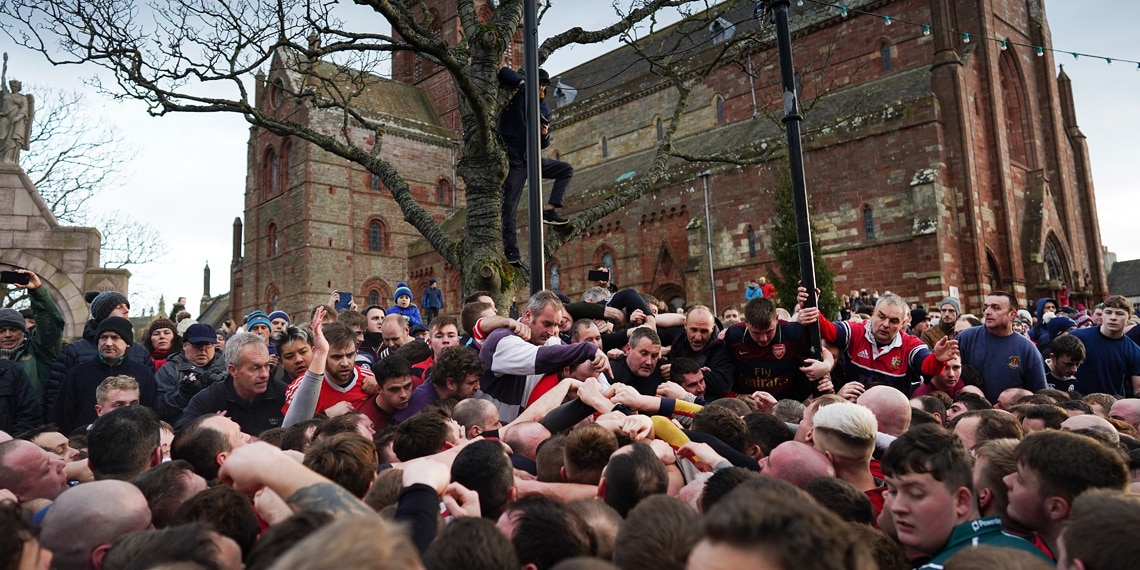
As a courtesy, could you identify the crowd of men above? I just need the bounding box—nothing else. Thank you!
[3,266,1140,570]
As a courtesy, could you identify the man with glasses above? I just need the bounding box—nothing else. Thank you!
[156,323,229,422]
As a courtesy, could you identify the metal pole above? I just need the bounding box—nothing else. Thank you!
[767,0,821,360]
[524,0,545,294]
[700,171,718,316]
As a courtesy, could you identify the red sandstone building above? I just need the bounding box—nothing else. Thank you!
[230,0,1107,322]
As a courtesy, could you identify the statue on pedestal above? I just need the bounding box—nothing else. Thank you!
[0,55,34,165]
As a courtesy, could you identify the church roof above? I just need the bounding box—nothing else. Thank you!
[561,64,934,201]
[271,50,456,143]
[1108,259,1140,297]
[550,0,878,109]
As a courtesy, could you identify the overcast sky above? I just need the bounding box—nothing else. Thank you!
[1,0,1133,315]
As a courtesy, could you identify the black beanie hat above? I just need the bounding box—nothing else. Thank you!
[96,316,135,346]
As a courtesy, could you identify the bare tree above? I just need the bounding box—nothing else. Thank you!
[20,87,135,225]
[3,85,165,308]
[0,0,824,304]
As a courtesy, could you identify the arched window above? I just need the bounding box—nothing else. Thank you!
[656,117,664,141]
[747,225,757,258]
[265,284,280,312]
[602,251,616,284]
[863,205,875,240]
[549,263,561,293]
[437,178,451,204]
[986,251,1003,289]
[369,221,384,253]
[264,147,278,195]
[715,97,725,124]
[279,141,291,191]
[1043,237,1067,282]
[368,290,380,307]
[371,173,382,191]
[267,222,278,256]
[880,42,892,71]
[999,51,1031,165]
[270,78,285,109]
[601,136,609,158]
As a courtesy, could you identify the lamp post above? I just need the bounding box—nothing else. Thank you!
[700,170,718,316]
[762,0,821,359]
[523,0,545,294]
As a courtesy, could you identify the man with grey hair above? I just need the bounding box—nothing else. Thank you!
[479,291,607,423]
[39,480,152,570]
[176,331,288,434]
[823,293,958,397]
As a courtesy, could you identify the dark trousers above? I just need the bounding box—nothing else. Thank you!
[422,307,440,322]
[501,148,574,260]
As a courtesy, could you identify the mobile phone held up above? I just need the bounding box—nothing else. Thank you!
[588,269,609,282]
[0,271,31,285]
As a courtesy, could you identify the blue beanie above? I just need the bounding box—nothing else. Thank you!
[268,310,290,324]
[1047,316,1077,339]
[394,285,413,302]
[245,310,272,330]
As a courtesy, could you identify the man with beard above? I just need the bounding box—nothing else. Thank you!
[283,312,376,419]
[921,298,961,350]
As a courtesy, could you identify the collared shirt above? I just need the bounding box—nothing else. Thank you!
[834,320,930,396]
[919,515,1051,569]
[177,377,287,435]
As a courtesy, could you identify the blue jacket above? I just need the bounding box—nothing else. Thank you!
[386,305,423,326]
[745,284,763,301]
[422,287,444,310]
[46,319,152,417]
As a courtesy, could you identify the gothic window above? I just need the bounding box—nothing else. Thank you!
[987,251,1003,289]
[601,136,608,158]
[880,42,892,71]
[267,222,278,256]
[265,284,280,312]
[550,263,561,293]
[1043,238,1066,282]
[368,290,380,307]
[602,251,616,284]
[437,178,451,204]
[369,221,384,253]
[747,225,757,258]
[715,96,725,124]
[656,117,664,141]
[371,173,382,191]
[270,78,285,109]
[999,52,1031,165]
[863,205,875,240]
[264,147,278,195]
[280,141,291,190]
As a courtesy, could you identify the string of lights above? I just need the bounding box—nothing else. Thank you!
[792,0,1140,69]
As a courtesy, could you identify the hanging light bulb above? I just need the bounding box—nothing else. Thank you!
[1036,46,1044,57]
[796,0,804,6]
[922,25,931,36]
[962,33,970,44]
[883,16,891,25]
[1072,52,1079,60]
[1106,58,1113,65]
[1000,40,1008,50]
[839,6,848,18]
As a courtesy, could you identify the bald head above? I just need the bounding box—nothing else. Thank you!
[1110,399,1140,430]
[856,385,911,436]
[1062,414,1120,442]
[996,388,1032,411]
[760,441,835,488]
[502,421,551,460]
[41,480,152,570]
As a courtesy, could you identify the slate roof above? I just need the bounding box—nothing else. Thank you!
[1108,259,1140,297]
[550,0,880,109]
[561,64,935,202]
